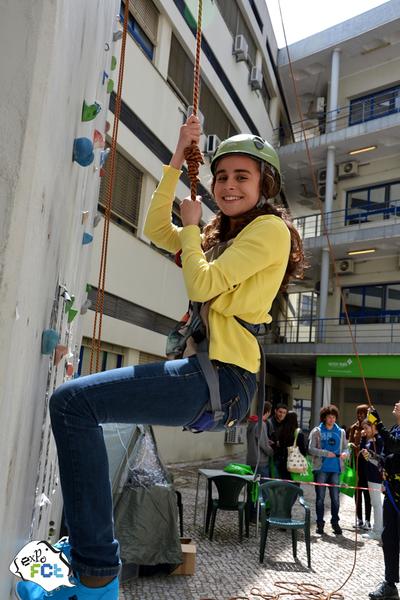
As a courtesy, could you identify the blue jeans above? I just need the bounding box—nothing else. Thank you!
[49,356,256,576]
[314,470,340,525]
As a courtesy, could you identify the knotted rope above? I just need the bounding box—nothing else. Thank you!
[184,0,204,201]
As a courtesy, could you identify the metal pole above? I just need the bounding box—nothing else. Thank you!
[328,48,341,133]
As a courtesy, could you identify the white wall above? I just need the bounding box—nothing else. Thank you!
[0,1,119,597]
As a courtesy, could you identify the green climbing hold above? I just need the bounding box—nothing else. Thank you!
[67,308,78,323]
[111,55,117,70]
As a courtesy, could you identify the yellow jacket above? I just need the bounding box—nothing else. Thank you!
[144,165,291,373]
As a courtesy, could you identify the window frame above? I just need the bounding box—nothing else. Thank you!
[345,180,400,224]
[349,84,400,126]
[340,282,400,324]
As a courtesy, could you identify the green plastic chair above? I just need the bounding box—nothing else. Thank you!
[206,475,250,542]
[259,480,311,567]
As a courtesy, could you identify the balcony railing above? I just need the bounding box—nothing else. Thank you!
[293,202,400,239]
[275,87,400,147]
[260,315,400,345]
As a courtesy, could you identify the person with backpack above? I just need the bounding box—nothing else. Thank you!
[16,116,305,600]
[308,404,349,536]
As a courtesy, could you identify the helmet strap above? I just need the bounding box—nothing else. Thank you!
[256,161,267,208]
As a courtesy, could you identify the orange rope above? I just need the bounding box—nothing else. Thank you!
[184,0,204,201]
[89,2,130,373]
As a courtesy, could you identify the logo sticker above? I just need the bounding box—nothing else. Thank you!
[10,540,75,592]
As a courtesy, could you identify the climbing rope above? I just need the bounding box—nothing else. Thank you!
[184,0,204,201]
[89,1,130,373]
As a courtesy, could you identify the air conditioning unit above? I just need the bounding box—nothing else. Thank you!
[317,166,338,184]
[316,96,325,113]
[224,425,246,445]
[335,259,354,274]
[318,183,337,200]
[249,66,263,91]
[204,134,221,156]
[338,161,359,179]
[187,105,204,128]
[232,34,248,62]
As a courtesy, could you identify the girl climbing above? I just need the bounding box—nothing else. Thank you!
[16,115,305,600]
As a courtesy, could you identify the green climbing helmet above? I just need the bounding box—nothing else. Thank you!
[210,133,281,184]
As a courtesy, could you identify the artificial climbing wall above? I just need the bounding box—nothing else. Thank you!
[0,1,120,597]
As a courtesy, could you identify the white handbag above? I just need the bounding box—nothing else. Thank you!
[287,428,308,474]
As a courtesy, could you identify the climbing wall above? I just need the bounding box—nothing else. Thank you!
[0,1,120,598]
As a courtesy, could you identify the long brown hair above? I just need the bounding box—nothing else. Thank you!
[202,162,306,290]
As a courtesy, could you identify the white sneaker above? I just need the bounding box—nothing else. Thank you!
[362,531,381,541]
[363,520,372,530]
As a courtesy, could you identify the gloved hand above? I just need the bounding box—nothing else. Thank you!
[368,407,381,425]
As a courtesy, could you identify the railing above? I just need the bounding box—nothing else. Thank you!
[274,87,400,147]
[260,315,400,345]
[293,202,400,239]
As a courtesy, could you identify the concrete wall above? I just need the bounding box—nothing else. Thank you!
[0,1,119,597]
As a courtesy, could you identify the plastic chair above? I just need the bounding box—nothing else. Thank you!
[259,480,311,568]
[206,475,250,542]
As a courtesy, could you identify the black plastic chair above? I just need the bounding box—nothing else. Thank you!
[259,480,311,568]
[206,475,250,542]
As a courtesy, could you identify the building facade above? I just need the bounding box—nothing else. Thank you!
[268,0,400,430]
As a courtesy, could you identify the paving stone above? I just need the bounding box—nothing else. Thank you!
[120,457,385,599]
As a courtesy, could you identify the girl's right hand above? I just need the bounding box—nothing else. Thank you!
[170,115,202,170]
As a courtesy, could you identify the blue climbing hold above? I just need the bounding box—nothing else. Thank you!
[73,138,94,167]
[41,329,60,355]
[82,232,93,245]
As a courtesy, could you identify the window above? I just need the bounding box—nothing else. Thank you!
[78,340,124,376]
[349,84,400,125]
[215,0,257,67]
[168,34,236,140]
[261,71,271,112]
[346,181,400,224]
[99,148,142,233]
[248,0,263,32]
[120,0,158,60]
[341,283,400,324]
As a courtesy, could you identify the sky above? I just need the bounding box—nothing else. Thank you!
[266,0,391,47]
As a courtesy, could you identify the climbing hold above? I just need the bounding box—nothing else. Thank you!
[64,294,75,313]
[41,329,60,355]
[100,148,111,167]
[73,138,94,167]
[81,100,101,122]
[111,55,117,70]
[102,70,109,85]
[93,129,105,149]
[54,344,68,366]
[66,363,74,377]
[81,211,90,225]
[80,299,92,315]
[67,308,78,323]
[93,213,102,228]
[107,79,114,94]
[86,284,92,293]
[105,121,111,133]
[99,167,106,177]
[113,30,123,41]
[104,42,110,51]
[82,232,93,245]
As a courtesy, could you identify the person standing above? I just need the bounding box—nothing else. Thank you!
[369,403,400,600]
[308,404,349,535]
[275,410,307,481]
[268,403,288,477]
[246,401,273,480]
[349,404,371,529]
[360,419,383,541]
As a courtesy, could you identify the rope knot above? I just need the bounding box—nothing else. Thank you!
[184,141,204,201]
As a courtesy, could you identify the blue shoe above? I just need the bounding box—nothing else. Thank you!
[16,575,118,599]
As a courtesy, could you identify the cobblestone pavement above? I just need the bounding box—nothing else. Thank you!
[120,456,385,600]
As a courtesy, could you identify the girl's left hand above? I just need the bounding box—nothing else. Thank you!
[180,195,202,227]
